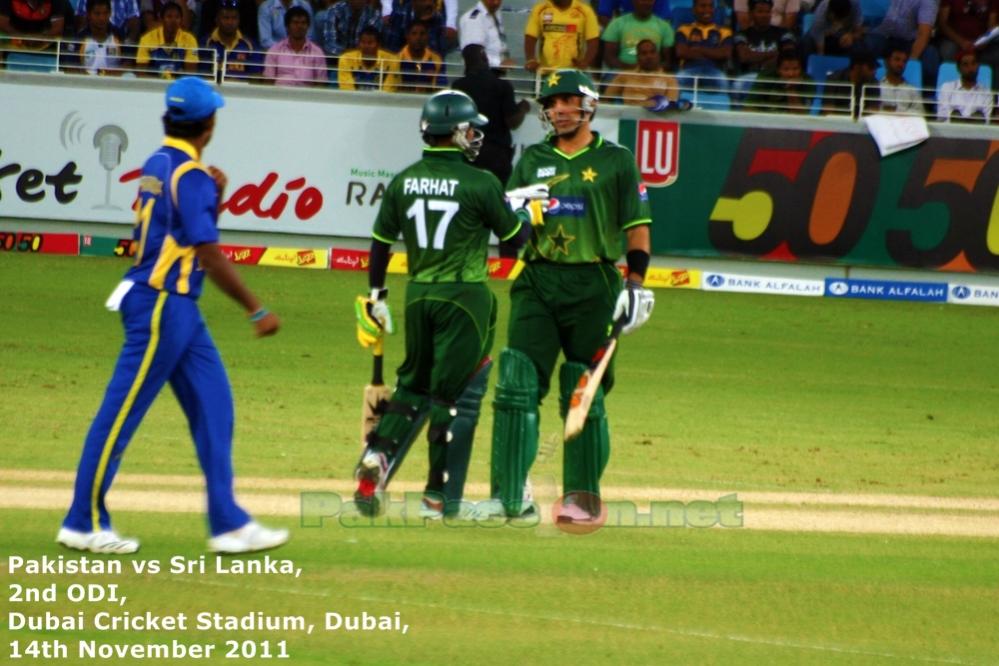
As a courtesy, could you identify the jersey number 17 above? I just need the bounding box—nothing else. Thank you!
[407,198,459,250]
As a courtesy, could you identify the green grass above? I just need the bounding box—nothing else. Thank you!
[3,253,999,664]
[3,509,998,665]
[1,253,997,496]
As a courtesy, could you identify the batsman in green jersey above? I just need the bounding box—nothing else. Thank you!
[353,90,537,518]
[489,69,657,524]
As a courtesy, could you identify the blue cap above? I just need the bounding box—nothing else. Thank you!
[164,77,225,122]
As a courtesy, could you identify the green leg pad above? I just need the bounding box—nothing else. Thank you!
[559,362,610,515]
[491,349,539,516]
[363,385,430,483]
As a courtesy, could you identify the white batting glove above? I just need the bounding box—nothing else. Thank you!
[506,183,550,212]
[613,282,655,335]
[368,288,394,334]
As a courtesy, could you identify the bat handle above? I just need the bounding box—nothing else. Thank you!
[372,337,385,385]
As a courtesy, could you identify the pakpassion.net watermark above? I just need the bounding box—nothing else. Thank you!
[300,492,743,534]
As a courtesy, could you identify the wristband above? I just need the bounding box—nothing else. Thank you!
[625,249,650,279]
[370,288,388,301]
[249,308,269,323]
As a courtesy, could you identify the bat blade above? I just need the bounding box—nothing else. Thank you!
[361,383,393,448]
[564,316,626,442]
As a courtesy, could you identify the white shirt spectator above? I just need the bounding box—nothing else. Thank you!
[937,80,994,121]
[459,0,509,67]
[879,79,924,114]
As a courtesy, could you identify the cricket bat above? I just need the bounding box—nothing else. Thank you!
[563,317,626,441]
[360,338,393,449]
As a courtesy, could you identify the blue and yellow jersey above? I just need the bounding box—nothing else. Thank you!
[125,137,219,299]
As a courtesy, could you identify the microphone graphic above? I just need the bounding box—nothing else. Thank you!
[93,125,129,210]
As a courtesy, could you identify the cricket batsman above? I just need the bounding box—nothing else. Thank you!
[353,90,538,518]
[488,69,656,524]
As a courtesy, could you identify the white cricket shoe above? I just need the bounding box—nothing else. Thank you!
[56,527,140,554]
[208,521,289,554]
[419,496,444,520]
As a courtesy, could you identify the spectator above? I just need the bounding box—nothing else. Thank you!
[601,0,675,71]
[398,18,444,91]
[337,24,400,90]
[64,0,122,72]
[734,0,799,30]
[203,0,259,80]
[803,0,864,58]
[263,4,326,85]
[257,0,311,49]
[0,0,68,49]
[597,0,672,28]
[865,0,941,88]
[675,0,733,80]
[745,49,812,111]
[135,1,198,76]
[381,0,457,46]
[138,0,191,34]
[605,38,680,103]
[523,0,600,72]
[937,48,994,120]
[451,42,529,257]
[824,45,878,115]
[878,46,924,112]
[199,0,258,43]
[62,0,124,73]
[459,0,511,68]
[735,0,797,74]
[72,0,136,41]
[937,0,999,82]
[319,0,380,57]
[383,0,448,56]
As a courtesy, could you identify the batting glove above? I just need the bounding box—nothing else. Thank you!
[354,289,394,348]
[506,184,551,226]
[645,95,693,113]
[612,281,655,335]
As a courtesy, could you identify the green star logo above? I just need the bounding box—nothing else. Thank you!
[548,224,576,256]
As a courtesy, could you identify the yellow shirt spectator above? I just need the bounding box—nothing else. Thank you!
[337,48,401,92]
[525,0,600,70]
[136,26,199,78]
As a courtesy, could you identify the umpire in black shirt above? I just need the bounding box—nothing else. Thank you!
[452,43,530,258]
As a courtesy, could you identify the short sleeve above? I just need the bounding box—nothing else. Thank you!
[525,2,544,38]
[175,169,219,246]
[481,175,521,240]
[602,16,623,42]
[583,5,600,39]
[917,0,939,25]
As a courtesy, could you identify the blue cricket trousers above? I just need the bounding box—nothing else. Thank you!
[62,283,251,536]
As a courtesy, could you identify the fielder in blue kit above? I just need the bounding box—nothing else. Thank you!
[57,77,288,555]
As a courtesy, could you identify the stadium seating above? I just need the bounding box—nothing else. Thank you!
[860,0,889,27]
[693,89,731,110]
[806,54,849,114]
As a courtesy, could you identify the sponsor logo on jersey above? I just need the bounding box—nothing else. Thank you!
[638,182,648,202]
[546,196,585,217]
[537,166,557,179]
[635,119,680,187]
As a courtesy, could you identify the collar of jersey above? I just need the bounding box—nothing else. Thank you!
[548,132,603,160]
[162,137,200,160]
[423,147,464,159]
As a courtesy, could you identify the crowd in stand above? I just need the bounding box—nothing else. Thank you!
[1,0,996,121]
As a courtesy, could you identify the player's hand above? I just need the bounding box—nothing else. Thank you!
[506,184,550,225]
[645,95,692,113]
[355,294,394,348]
[612,281,655,335]
[253,310,280,337]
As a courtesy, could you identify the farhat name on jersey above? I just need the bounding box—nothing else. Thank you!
[403,177,459,197]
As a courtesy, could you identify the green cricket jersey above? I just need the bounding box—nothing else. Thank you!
[509,133,651,264]
[373,148,522,283]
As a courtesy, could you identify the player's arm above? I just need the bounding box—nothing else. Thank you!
[195,243,278,336]
[624,224,651,285]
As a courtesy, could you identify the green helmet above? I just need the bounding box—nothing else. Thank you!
[537,69,599,135]
[420,90,488,159]
[538,69,599,107]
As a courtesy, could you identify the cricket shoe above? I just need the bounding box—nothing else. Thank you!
[555,501,599,524]
[354,450,389,517]
[208,521,289,554]
[56,527,140,554]
[419,495,445,520]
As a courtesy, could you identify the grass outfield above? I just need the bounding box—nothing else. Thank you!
[4,509,999,664]
[1,253,997,496]
[2,253,998,664]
